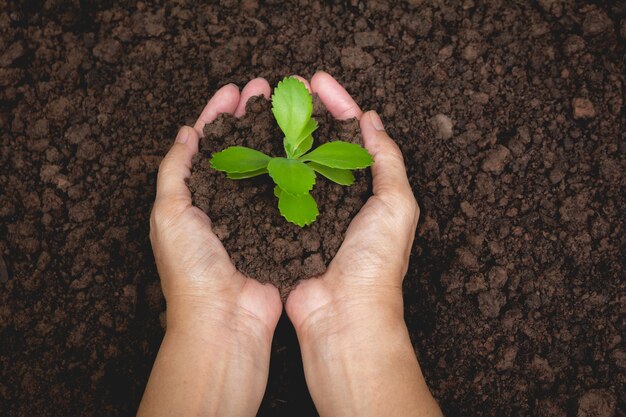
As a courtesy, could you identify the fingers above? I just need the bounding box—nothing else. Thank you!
[235,78,271,117]
[158,78,270,209]
[311,71,362,120]
[193,83,240,135]
[360,111,414,199]
[155,126,199,203]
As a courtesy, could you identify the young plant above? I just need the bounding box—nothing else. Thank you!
[209,76,373,226]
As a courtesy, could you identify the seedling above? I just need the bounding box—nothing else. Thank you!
[209,76,373,226]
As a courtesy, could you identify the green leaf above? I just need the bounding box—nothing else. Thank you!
[294,118,318,148]
[226,168,268,179]
[300,141,373,169]
[276,188,319,227]
[288,118,317,157]
[272,77,312,155]
[210,146,271,173]
[307,162,355,186]
[267,157,316,195]
[291,135,314,159]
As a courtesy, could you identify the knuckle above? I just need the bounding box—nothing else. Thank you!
[157,159,176,179]
[385,187,407,203]
[386,190,419,220]
[375,145,405,170]
[157,147,184,176]
[379,135,403,158]
[158,152,174,172]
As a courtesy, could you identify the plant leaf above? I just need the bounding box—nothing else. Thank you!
[276,188,319,227]
[226,168,268,179]
[291,135,314,159]
[294,118,318,148]
[210,146,272,173]
[307,162,355,186]
[267,157,316,195]
[272,77,312,155]
[300,141,373,169]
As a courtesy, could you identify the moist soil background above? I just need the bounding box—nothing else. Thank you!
[188,96,369,298]
[0,1,624,416]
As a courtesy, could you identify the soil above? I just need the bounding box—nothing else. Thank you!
[0,1,624,417]
[187,95,369,298]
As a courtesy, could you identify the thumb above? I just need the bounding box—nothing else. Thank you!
[155,126,200,204]
[359,111,413,198]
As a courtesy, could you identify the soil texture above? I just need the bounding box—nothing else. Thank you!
[188,96,369,297]
[0,1,624,417]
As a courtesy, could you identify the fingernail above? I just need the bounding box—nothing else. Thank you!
[175,126,189,144]
[369,111,385,131]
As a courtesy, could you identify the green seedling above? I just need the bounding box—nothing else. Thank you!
[210,76,373,226]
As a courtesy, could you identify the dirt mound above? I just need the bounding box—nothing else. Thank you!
[188,96,370,299]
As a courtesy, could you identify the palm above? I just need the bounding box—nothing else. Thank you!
[329,196,414,282]
[285,73,419,332]
[151,79,283,332]
[153,205,238,296]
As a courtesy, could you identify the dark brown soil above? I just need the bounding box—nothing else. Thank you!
[0,1,624,417]
[188,96,369,298]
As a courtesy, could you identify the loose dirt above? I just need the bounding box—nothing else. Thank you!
[188,96,369,299]
[0,1,623,416]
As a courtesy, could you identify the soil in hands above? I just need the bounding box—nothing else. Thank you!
[187,95,370,298]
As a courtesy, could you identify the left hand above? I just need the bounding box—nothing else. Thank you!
[150,78,282,336]
[140,78,282,417]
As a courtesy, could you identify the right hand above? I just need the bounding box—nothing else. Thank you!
[286,72,420,336]
[285,72,441,417]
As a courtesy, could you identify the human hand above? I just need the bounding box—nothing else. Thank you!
[285,72,441,417]
[150,78,282,334]
[139,79,282,417]
[286,71,419,338]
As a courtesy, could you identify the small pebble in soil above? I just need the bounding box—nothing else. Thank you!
[488,266,507,289]
[572,98,596,119]
[582,8,613,37]
[456,247,479,271]
[460,201,478,218]
[496,345,518,371]
[431,114,454,139]
[577,389,616,417]
[477,289,506,318]
[0,41,26,67]
[481,145,511,174]
[462,44,479,61]
[564,35,586,56]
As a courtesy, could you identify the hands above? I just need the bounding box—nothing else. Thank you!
[139,72,442,417]
[285,73,441,417]
[285,72,419,335]
[138,79,282,417]
[149,79,282,339]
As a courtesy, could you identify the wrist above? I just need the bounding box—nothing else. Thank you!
[165,294,274,349]
[294,284,407,350]
[139,296,273,417]
[296,299,419,417]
